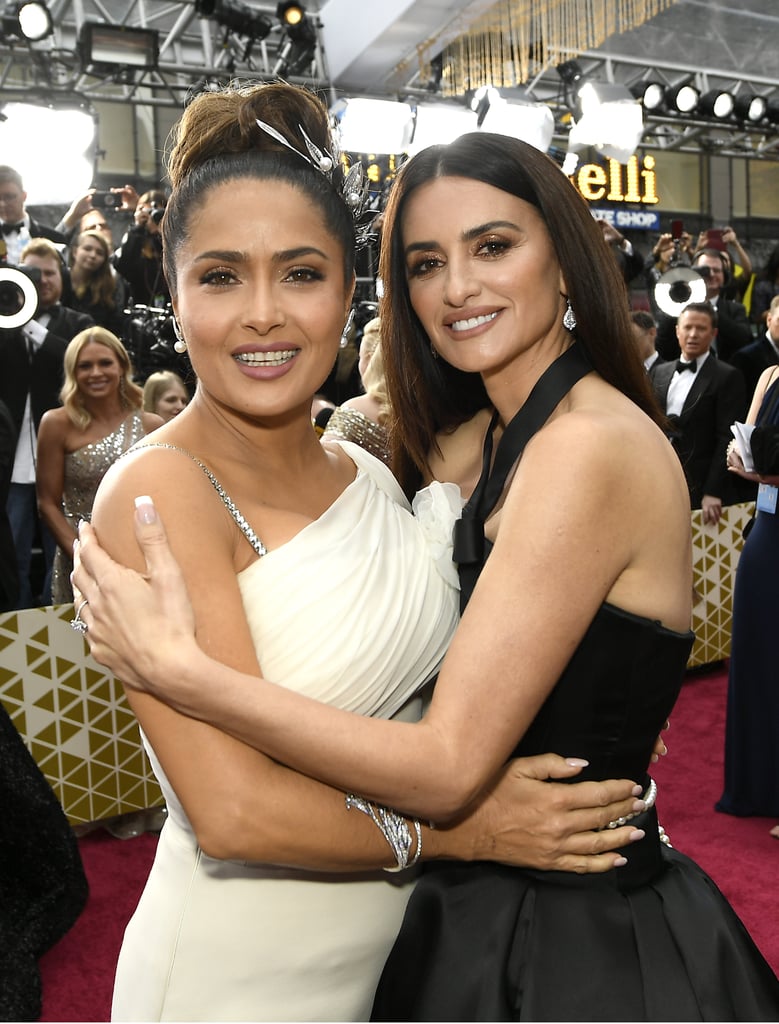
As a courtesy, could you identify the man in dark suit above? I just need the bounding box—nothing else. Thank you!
[654,248,753,364]
[0,399,19,611]
[1,237,93,607]
[0,165,67,267]
[730,293,779,400]
[652,301,747,525]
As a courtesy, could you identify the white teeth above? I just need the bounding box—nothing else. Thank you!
[450,312,498,332]
[235,349,298,366]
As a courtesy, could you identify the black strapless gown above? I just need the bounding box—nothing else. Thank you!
[372,349,779,1021]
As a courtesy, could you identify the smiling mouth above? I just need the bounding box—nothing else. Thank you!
[450,312,498,333]
[234,349,299,366]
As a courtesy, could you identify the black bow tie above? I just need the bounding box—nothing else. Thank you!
[675,359,697,374]
[1,221,24,236]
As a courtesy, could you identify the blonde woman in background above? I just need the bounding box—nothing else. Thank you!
[36,327,162,603]
[323,316,391,463]
[143,370,190,423]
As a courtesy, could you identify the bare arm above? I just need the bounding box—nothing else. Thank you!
[36,411,77,555]
[77,414,660,824]
[85,448,643,871]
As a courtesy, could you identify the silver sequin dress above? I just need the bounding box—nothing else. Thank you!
[51,411,147,604]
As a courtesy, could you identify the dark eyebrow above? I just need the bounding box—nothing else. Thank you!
[404,220,520,257]
[193,246,331,264]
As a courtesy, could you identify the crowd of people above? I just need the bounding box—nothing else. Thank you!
[0,164,194,609]
[1,79,779,1020]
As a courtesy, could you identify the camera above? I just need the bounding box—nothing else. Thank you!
[91,191,121,210]
[0,264,41,329]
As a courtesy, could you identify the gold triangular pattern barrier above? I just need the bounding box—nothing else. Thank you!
[689,502,754,667]
[0,604,163,824]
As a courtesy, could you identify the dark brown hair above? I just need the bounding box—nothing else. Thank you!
[378,132,663,494]
[161,82,356,295]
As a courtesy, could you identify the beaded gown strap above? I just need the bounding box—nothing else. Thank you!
[138,442,267,557]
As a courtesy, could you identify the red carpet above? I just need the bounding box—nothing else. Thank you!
[38,662,777,1021]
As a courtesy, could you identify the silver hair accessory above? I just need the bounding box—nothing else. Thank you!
[255,118,370,227]
[172,318,187,354]
[70,597,89,636]
[563,297,577,332]
[345,793,422,872]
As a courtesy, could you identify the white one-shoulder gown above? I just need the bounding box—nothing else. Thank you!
[111,441,461,1022]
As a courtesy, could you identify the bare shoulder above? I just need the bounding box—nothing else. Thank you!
[92,442,233,569]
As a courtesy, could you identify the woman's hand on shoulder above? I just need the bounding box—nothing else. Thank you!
[72,497,198,693]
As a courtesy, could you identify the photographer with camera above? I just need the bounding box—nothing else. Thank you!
[1,238,94,607]
[654,244,753,363]
[112,187,170,309]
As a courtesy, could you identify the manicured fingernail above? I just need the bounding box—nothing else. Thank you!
[631,785,643,796]
[134,495,157,524]
[565,758,589,767]
[629,829,645,842]
[614,857,628,867]
[632,799,646,813]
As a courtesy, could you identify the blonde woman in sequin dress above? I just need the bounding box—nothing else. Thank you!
[36,327,162,603]
[323,316,391,463]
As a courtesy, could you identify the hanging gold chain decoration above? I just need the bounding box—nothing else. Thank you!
[392,0,678,97]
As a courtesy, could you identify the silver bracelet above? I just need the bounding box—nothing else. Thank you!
[345,793,421,872]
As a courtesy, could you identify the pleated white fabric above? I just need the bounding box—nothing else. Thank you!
[111,441,461,1022]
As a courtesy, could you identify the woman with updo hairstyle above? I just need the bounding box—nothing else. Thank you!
[70,82,651,1022]
[36,327,161,603]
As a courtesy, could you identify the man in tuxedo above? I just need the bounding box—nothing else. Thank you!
[1,237,93,607]
[630,309,665,377]
[654,248,753,364]
[0,166,66,266]
[651,301,746,525]
[730,294,779,400]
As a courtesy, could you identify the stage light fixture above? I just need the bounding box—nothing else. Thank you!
[733,93,768,123]
[273,1,316,76]
[79,22,159,70]
[630,81,666,111]
[195,0,272,42]
[556,60,583,87]
[698,89,735,120]
[567,82,644,164]
[666,82,700,114]
[764,97,779,125]
[1,0,53,42]
[277,1,305,27]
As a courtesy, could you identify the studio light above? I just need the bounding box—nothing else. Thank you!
[277,1,305,27]
[407,102,476,155]
[195,0,272,43]
[630,81,666,112]
[654,267,707,318]
[0,102,95,203]
[666,82,700,114]
[698,89,735,120]
[1,0,53,42]
[567,82,644,164]
[79,22,159,71]
[331,98,414,154]
[765,97,779,125]
[273,1,317,76]
[734,92,768,123]
[476,91,554,153]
